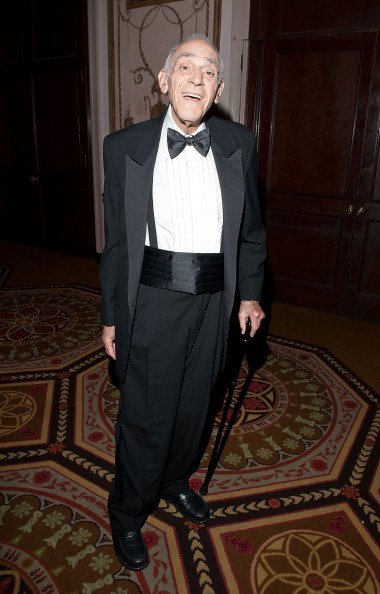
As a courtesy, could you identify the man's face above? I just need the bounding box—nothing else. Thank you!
[158,39,224,135]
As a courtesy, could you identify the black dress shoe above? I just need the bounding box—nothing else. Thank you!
[166,488,210,524]
[112,528,149,571]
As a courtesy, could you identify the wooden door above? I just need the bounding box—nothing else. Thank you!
[344,42,380,319]
[0,67,42,243]
[247,0,380,321]
[0,2,42,243]
[0,0,94,255]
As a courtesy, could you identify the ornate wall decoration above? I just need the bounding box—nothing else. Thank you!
[108,0,222,131]
[127,0,179,7]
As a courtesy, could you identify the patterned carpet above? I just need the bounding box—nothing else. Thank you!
[0,285,379,593]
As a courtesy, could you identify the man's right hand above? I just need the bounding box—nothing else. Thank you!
[102,325,116,360]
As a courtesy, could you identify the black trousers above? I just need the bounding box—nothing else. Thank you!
[108,284,223,532]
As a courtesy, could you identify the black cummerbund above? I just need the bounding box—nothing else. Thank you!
[140,245,224,294]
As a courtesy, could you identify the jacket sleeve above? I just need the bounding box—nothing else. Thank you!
[238,132,267,300]
[99,135,120,326]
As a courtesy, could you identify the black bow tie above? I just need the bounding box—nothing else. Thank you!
[167,127,211,159]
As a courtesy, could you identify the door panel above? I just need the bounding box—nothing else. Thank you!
[269,48,361,197]
[267,211,341,286]
[0,69,41,242]
[267,0,367,35]
[34,62,88,251]
[34,0,78,60]
[0,1,29,64]
[344,172,380,318]
[357,219,380,295]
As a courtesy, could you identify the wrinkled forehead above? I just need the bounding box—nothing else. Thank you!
[172,41,219,69]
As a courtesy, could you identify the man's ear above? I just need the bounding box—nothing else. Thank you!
[214,80,225,104]
[158,70,169,94]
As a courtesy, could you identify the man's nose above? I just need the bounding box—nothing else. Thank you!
[190,67,204,85]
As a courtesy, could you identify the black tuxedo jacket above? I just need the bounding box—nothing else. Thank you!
[100,110,266,381]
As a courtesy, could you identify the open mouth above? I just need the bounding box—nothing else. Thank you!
[182,93,202,101]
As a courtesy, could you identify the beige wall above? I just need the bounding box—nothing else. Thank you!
[88,0,109,253]
[89,0,250,251]
[108,0,222,131]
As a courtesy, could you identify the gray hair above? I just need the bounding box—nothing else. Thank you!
[163,34,224,83]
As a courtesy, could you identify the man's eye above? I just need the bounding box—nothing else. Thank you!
[180,64,188,70]
[206,70,215,77]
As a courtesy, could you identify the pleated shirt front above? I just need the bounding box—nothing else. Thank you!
[146,106,223,253]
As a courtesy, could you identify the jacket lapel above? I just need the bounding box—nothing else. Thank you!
[125,112,165,307]
[208,118,245,298]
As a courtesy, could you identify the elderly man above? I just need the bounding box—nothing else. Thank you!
[100,34,266,570]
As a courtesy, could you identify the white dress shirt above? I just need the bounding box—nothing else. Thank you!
[145,106,223,253]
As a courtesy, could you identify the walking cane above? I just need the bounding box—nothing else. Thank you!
[200,322,256,496]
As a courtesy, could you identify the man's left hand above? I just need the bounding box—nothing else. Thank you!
[238,300,265,338]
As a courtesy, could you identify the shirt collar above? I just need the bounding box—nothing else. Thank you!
[164,105,206,137]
